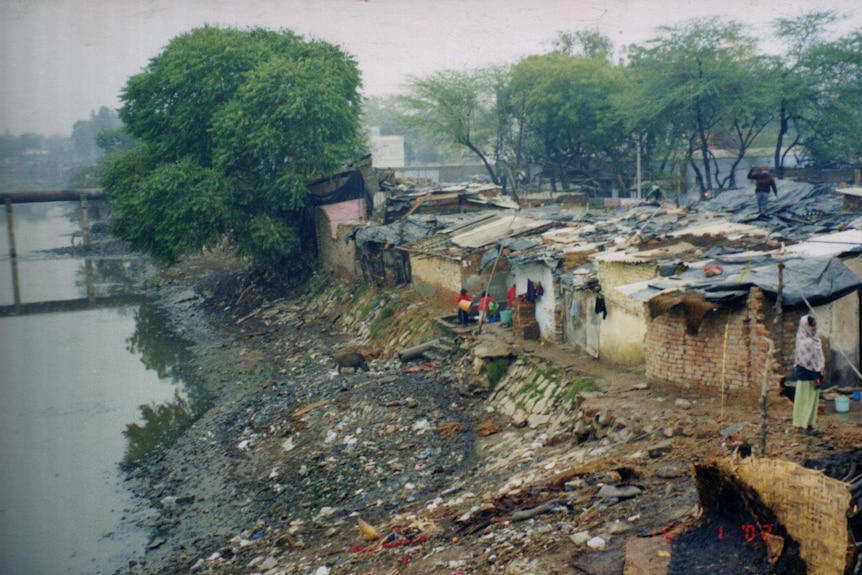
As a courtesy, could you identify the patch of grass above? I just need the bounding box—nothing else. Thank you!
[307,268,331,297]
[516,378,540,398]
[563,376,598,406]
[352,282,369,299]
[510,365,559,409]
[369,299,402,342]
[536,364,560,381]
[487,357,511,388]
[513,363,561,400]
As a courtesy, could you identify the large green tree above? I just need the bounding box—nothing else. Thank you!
[552,29,614,60]
[623,19,772,194]
[397,69,503,183]
[773,12,862,168]
[102,26,363,272]
[511,52,627,191]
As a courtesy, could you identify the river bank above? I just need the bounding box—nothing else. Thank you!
[119,247,861,575]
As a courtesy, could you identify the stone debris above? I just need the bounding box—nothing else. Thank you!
[123,271,860,575]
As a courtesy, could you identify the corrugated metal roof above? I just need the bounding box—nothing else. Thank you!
[450,214,553,249]
[783,229,862,258]
[834,187,862,198]
[542,226,582,244]
[591,241,701,264]
[668,221,767,240]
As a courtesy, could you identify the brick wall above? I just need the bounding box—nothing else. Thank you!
[645,288,806,389]
[513,295,540,340]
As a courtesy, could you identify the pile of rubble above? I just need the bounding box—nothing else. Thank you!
[126,269,860,575]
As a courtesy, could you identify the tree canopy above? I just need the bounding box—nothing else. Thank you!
[396,69,502,183]
[624,18,771,193]
[103,26,363,272]
[511,52,627,190]
[398,14,860,197]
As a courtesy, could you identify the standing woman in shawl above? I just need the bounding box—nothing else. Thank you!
[793,315,825,435]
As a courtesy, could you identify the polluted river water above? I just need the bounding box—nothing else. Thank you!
[0,201,203,574]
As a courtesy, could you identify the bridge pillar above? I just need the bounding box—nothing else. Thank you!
[4,198,21,307]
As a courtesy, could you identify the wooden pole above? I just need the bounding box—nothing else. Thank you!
[80,194,91,249]
[85,258,95,305]
[5,198,17,259]
[397,338,441,363]
[760,262,784,455]
[477,211,518,334]
[0,189,105,204]
[5,198,21,307]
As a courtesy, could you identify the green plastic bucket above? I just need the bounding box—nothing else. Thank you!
[500,310,512,325]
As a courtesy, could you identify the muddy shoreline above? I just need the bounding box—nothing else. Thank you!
[118,251,487,574]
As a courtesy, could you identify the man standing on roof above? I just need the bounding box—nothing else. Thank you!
[747,164,778,216]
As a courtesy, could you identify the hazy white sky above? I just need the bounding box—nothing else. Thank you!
[1,0,859,136]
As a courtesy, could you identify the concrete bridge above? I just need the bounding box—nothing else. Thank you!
[2,189,107,312]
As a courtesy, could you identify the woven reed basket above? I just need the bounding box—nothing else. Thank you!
[699,457,853,575]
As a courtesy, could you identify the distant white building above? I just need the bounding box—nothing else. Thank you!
[367,127,405,168]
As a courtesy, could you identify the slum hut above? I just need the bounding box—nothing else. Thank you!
[587,220,772,368]
[401,211,555,308]
[352,216,441,287]
[781,229,862,385]
[834,186,862,211]
[382,182,517,223]
[589,243,701,367]
[502,226,600,343]
[305,157,379,280]
[504,241,563,342]
[631,254,862,390]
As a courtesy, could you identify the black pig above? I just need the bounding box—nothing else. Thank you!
[333,351,369,374]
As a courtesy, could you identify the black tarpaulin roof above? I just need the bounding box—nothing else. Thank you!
[641,255,862,308]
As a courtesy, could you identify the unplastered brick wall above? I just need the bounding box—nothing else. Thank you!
[645,288,783,389]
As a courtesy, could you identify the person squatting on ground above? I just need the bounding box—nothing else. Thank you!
[478,290,497,322]
[747,164,778,216]
[793,314,825,436]
[456,288,471,324]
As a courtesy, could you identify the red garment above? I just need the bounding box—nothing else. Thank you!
[456,293,471,306]
[507,285,516,307]
[478,296,496,312]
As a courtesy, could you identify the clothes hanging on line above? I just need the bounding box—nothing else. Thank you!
[595,296,607,319]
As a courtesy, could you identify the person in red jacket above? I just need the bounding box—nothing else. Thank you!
[455,288,471,324]
[478,290,497,322]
